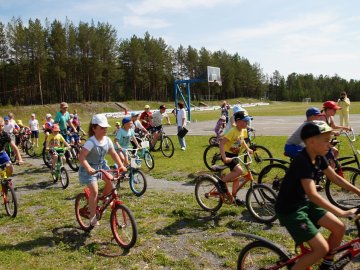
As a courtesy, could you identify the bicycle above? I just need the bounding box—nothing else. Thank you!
[134,134,155,170]
[203,127,273,175]
[149,126,175,158]
[4,142,17,164]
[236,208,360,269]
[337,129,360,168]
[49,147,69,189]
[18,128,36,157]
[258,152,360,210]
[74,169,138,249]
[195,153,278,224]
[0,163,18,217]
[43,144,78,172]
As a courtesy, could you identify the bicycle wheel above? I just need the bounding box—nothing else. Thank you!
[325,166,360,210]
[257,163,288,192]
[160,135,174,158]
[110,204,138,249]
[25,140,36,157]
[9,149,16,163]
[247,145,273,175]
[237,240,290,270]
[60,167,69,189]
[74,193,93,231]
[42,147,52,168]
[203,144,222,171]
[208,136,218,145]
[129,169,147,196]
[66,146,80,172]
[194,175,223,212]
[4,181,18,218]
[143,150,155,170]
[245,184,277,224]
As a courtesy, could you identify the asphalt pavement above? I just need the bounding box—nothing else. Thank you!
[163,114,360,136]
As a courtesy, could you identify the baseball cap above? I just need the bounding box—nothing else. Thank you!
[91,114,111,127]
[52,124,60,132]
[115,121,120,126]
[31,113,35,117]
[144,105,150,109]
[323,100,341,110]
[300,121,333,140]
[60,102,69,108]
[306,107,324,118]
[17,120,23,126]
[4,116,9,121]
[131,112,140,117]
[159,105,166,110]
[234,111,251,122]
[46,113,52,118]
[122,117,131,125]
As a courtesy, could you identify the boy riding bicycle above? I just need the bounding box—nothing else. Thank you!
[275,121,360,270]
[218,111,253,205]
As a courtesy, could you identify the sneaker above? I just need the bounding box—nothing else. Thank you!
[316,185,324,192]
[217,180,228,193]
[234,198,245,206]
[181,147,185,151]
[90,215,100,226]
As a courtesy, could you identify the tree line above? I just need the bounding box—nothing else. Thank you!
[0,17,359,106]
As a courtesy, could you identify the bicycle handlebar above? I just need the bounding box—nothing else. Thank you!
[93,169,123,181]
[340,128,356,142]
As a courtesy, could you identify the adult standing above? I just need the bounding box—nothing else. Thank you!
[337,91,350,127]
[175,102,187,151]
[220,100,231,123]
[29,113,39,147]
[54,102,76,143]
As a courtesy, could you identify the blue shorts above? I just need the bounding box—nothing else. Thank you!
[284,144,303,159]
[31,130,39,138]
[78,163,110,185]
[0,151,11,165]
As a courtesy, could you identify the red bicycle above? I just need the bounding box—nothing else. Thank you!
[74,169,138,249]
[236,208,360,269]
[0,164,18,218]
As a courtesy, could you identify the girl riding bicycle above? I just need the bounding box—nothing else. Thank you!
[78,114,127,226]
[275,121,360,270]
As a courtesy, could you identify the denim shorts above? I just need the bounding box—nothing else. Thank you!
[78,163,110,185]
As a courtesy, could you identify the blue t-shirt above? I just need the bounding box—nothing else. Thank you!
[115,128,135,150]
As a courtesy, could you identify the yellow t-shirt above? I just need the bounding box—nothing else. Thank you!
[223,127,248,154]
[47,133,66,148]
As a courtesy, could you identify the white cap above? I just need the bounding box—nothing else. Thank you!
[46,113,52,118]
[31,113,35,117]
[91,114,111,127]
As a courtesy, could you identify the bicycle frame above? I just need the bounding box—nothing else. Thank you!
[337,129,360,169]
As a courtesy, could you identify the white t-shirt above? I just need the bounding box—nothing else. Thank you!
[29,119,39,131]
[151,111,168,127]
[132,120,145,132]
[4,123,15,134]
[176,108,186,127]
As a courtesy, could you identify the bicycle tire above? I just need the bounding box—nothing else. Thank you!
[60,167,69,189]
[9,149,16,163]
[208,136,218,145]
[160,135,174,158]
[245,184,277,224]
[257,163,288,192]
[203,144,222,171]
[129,169,147,197]
[237,240,290,270]
[42,147,52,168]
[110,204,138,249]
[194,175,223,212]
[74,193,94,232]
[4,181,18,218]
[25,140,36,157]
[66,146,80,172]
[246,144,273,175]
[325,166,360,210]
[143,150,155,170]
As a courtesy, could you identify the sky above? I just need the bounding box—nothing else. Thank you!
[0,0,359,81]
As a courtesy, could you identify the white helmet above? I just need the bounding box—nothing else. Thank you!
[232,105,245,115]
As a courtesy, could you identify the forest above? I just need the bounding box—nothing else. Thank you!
[0,17,359,106]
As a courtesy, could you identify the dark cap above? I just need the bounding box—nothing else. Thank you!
[300,121,333,140]
[159,105,166,110]
[306,107,324,118]
[234,111,251,122]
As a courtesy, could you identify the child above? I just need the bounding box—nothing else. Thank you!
[214,115,226,142]
[3,116,24,165]
[114,117,140,166]
[218,111,253,205]
[78,114,126,226]
[275,121,360,270]
[46,124,71,172]
[29,113,39,147]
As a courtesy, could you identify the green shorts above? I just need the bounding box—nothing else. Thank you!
[277,202,327,244]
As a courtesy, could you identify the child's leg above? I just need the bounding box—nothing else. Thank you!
[88,181,99,219]
[5,164,13,177]
[52,154,57,169]
[222,164,242,184]
[292,233,329,270]
[102,174,113,197]
[230,165,243,196]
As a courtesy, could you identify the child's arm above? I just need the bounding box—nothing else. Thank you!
[108,147,127,172]
[324,166,360,196]
[114,138,122,151]
[219,137,231,164]
[302,178,356,217]
[241,139,253,154]
[79,148,96,175]
[131,136,141,149]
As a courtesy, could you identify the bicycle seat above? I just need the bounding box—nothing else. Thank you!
[211,164,228,171]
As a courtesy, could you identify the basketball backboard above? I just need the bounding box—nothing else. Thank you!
[207,66,221,85]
